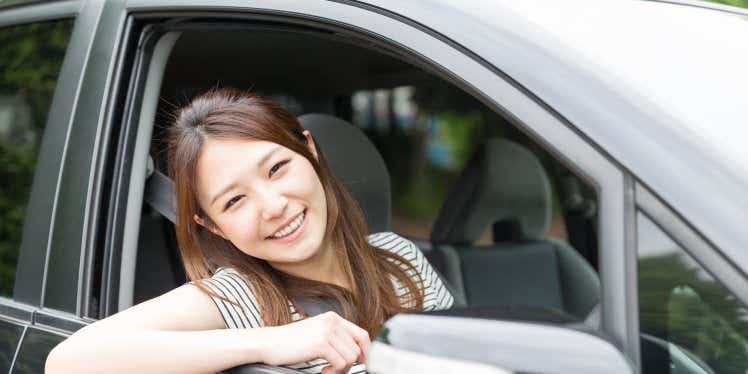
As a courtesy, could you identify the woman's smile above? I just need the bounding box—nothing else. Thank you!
[266,208,307,243]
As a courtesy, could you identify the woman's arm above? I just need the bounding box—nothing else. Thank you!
[45,284,369,374]
[45,283,262,374]
[46,327,265,374]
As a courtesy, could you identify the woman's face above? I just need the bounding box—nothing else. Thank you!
[193,132,328,266]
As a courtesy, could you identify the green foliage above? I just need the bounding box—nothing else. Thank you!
[0,19,73,133]
[640,254,748,373]
[435,111,483,171]
[0,19,73,296]
[389,111,482,222]
[704,0,748,9]
[395,171,449,221]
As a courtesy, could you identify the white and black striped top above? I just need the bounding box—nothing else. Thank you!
[192,231,454,374]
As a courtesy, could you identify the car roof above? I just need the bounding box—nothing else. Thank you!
[361,0,748,263]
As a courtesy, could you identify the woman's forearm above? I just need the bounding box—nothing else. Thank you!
[45,327,267,374]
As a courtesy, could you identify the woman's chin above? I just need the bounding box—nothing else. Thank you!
[264,234,326,265]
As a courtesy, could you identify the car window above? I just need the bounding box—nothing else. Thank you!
[345,86,589,244]
[0,19,73,297]
[127,25,600,319]
[638,212,748,373]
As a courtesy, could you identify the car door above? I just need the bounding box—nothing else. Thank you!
[0,0,139,372]
[95,0,633,371]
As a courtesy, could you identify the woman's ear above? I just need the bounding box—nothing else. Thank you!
[302,130,319,160]
[193,214,226,239]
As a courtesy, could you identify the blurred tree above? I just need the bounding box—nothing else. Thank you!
[640,254,748,373]
[0,19,73,296]
[705,0,748,9]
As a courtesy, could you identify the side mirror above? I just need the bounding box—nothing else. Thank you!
[366,313,635,374]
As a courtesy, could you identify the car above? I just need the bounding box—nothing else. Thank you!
[1,0,747,373]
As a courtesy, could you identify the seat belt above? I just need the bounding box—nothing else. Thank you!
[294,297,343,317]
[144,168,177,224]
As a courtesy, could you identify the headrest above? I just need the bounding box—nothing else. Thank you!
[298,113,391,233]
[145,114,391,233]
[430,138,551,245]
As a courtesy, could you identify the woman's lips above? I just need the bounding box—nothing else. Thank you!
[266,209,307,244]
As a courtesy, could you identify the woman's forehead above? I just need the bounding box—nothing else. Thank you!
[200,137,282,162]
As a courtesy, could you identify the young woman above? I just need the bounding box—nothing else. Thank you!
[45,88,454,374]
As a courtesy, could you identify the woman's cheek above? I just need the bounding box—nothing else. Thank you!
[223,209,258,247]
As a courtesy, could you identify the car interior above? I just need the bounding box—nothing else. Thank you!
[128,26,601,325]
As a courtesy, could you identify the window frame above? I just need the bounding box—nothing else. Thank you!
[0,2,82,371]
[102,0,633,366]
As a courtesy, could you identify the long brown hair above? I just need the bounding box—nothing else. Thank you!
[167,88,423,336]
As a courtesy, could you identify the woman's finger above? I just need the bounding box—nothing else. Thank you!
[321,342,349,374]
[337,318,370,362]
[332,326,361,364]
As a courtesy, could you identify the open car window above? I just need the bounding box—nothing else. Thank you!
[124,24,603,328]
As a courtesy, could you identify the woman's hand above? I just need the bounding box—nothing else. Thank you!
[257,311,370,373]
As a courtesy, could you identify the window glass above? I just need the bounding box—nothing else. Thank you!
[344,84,582,243]
[0,19,74,296]
[638,212,748,374]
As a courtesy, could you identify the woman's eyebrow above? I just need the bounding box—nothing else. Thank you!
[208,145,282,206]
[257,145,282,169]
[209,182,237,207]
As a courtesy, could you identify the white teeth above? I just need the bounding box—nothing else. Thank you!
[271,212,305,239]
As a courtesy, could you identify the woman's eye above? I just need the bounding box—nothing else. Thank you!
[224,195,244,211]
[269,160,290,177]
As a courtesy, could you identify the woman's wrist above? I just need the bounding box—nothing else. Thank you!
[240,326,273,365]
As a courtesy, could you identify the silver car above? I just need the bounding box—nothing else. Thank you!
[1,0,746,373]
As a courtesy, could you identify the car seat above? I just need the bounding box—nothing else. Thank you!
[427,138,600,320]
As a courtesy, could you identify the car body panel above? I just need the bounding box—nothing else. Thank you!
[11,326,66,373]
[0,319,24,372]
[355,0,748,281]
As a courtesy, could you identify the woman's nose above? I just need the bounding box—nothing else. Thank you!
[260,191,288,221]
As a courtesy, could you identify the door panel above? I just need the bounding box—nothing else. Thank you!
[0,319,24,372]
[11,326,66,373]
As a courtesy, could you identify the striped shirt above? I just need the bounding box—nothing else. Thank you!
[193,232,454,373]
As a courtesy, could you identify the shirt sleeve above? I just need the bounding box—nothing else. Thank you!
[368,232,455,311]
[189,267,264,329]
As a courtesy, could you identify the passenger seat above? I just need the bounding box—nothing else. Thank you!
[427,138,600,320]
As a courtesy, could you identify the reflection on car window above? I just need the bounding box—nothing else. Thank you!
[638,212,748,374]
[0,19,73,297]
